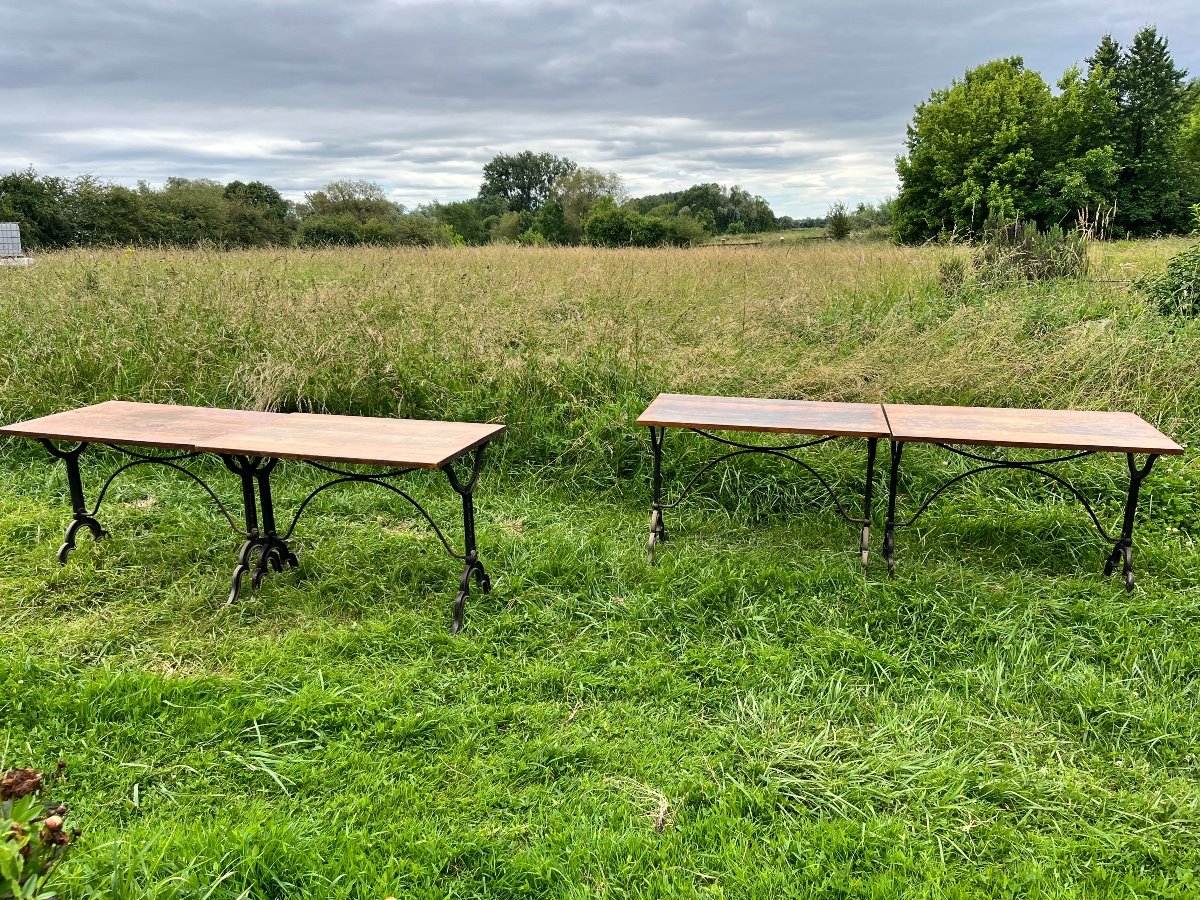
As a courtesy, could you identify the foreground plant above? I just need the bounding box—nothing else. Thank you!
[1140,239,1200,317]
[2,768,78,900]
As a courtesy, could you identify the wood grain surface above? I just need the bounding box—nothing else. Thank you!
[636,393,890,438]
[0,401,285,451]
[191,413,506,468]
[883,404,1183,454]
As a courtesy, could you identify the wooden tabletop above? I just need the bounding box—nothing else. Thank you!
[0,401,285,451]
[191,413,506,468]
[637,393,890,438]
[883,404,1184,455]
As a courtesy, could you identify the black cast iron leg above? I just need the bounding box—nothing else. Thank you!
[251,458,278,589]
[251,458,297,589]
[860,438,878,572]
[445,445,490,635]
[884,440,904,577]
[224,455,263,604]
[40,441,107,564]
[648,426,668,564]
[1103,453,1157,592]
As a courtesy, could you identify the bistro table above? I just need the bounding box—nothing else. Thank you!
[881,404,1184,588]
[636,393,890,568]
[0,401,504,632]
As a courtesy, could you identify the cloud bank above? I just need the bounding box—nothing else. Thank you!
[2,0,1196,216]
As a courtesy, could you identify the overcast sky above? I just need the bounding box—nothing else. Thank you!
[1,1,1197,217]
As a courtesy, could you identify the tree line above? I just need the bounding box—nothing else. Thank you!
[0,151,790,251]
[895,26,1200,242]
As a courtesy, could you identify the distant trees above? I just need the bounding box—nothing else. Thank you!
[424,153,782,247]
[0,150,786,250]
[626,183,775,235]
[895,27,1198,242]
[0,171,458,250]
[294,178,452,247]
[0,169,71,247]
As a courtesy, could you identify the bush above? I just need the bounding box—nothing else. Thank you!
[583,201,671,247]
[2,768,78,899]
[665,215,710,247]
[973,219,1089,282]
[297,214,361,246]
[826,202,851,240]
[1139,241,1200,316]
[490,211,524,243]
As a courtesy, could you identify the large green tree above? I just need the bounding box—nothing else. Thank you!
[1036,66,1120,227]
[896,30,1196,242]
[894,58,1055,242]
[478,151,577,214]
[1090,28,1192,234]
[1184,81,1200,166]
[548,167,626,244]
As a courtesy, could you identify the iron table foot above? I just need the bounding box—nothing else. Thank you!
[228,534,300,604]
[648,507,668,565]
[451,552,491,635]
[444,445,491,634]
[57,514,107,564]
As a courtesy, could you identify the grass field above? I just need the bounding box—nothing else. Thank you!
[1,241,1199,898]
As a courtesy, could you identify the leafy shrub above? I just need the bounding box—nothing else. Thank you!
[583,200,671,247]
[296,214,363,246]
[2,768,78,899]
[1139,241,1200,316]
[665,215,710,246]
[826,202,851,240]
[973,219,1089,282]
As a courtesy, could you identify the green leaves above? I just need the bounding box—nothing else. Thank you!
[1,784,76,900]
[896,28,1196,242]
[478,151,578,215]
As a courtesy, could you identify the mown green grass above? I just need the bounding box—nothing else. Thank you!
[1,243,1199,898]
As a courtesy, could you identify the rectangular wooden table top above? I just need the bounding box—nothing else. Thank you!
[191,413,506,468]
[0,401,285,451]
[883,404,1184,455]
[637,393,890,438]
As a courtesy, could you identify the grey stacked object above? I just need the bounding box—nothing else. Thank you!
[0,222,35,266]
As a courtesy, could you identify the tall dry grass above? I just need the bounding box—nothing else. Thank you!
[1,241,1196,477]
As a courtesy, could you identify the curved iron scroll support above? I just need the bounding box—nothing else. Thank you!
[647,426,879,571]
[39,439,257,568]
[884,440,1160,590]
[99,446,244,534]
[897,446,1113,540]
[280,467,462,560]
[268,446,492,634]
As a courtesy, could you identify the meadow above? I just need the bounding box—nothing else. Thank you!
[1,240,1198,898]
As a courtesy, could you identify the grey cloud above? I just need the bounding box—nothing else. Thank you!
[2,0,1197,216]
